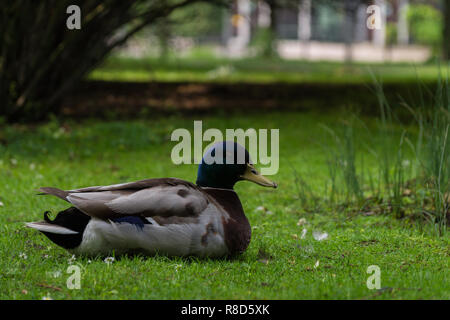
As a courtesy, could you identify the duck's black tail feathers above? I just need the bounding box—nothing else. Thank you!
[26,207,91,249]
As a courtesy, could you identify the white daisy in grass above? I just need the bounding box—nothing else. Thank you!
[104,257,115,265]
[174,264,182,272]
[255,206,273,214]
[42,295,53,300]
[255,206,265,213]
[313,231,328,241]
[19,252,27,260]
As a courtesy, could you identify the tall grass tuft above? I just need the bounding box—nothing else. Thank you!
[416,73,449,234]
[319,120,363,205]
[293,68,449,235]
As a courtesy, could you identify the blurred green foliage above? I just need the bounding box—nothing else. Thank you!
[407,4,442,54]
[385,22,397,47]
[170,2,223,38]
[92,55,450,84]
[250,27,278,58]
[134,2,224,59]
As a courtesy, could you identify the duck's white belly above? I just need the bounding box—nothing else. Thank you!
[71,203,229,257]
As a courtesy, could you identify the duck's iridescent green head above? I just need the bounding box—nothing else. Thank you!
[196,141,277,190]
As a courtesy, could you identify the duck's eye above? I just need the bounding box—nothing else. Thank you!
[251,169,258,175]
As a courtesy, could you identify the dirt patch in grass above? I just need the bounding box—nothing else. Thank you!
[61,80,437,118]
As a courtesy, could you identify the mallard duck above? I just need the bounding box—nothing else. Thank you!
[26,141,277,257]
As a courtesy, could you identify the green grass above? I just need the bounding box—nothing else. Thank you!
[0,111,448,299]
[90,55,449,84]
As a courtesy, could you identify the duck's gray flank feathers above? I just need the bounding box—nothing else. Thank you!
[67,178,199,192]
[38,178,209,220]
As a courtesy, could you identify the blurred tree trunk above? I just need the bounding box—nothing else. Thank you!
[268,0,277,36]
[344,5,356,63]
[260,0,300,58]
[262,0,278,58]
[444,0,450,60]
[343,0,364,64]
[0,0,226,122]
[155,18,172,61]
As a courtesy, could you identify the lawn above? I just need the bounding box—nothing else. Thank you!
[0,110,448,299]
[90,55,450,85]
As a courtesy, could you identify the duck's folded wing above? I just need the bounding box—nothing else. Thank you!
[38,178,209,220]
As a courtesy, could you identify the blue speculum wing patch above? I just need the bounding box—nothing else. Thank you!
[111,216,149,230]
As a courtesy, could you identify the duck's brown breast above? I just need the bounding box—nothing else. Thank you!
[201,188,251,255]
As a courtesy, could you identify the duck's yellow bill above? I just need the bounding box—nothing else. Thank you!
[240,164,277,188]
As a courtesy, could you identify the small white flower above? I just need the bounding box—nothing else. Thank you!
[313,231,328,241]
[43,254,49,259]
[174,264,182,272]
[297,218,307,226]
[42,295,53,300]
[314,260,320,269]
[29,163,36,170]
[10,158,17,166]
[87,259,92,264]
[300,228,307,239]
[255,206,273,215]
[104,257,115,265]
[0,201,3,207]
[402,160,411,167]
[19,252,27,260]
